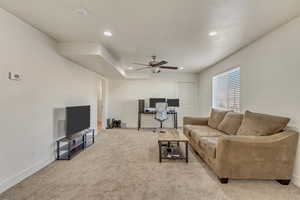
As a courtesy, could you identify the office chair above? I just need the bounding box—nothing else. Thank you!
[154,102,168,130]
[154,102,173,151]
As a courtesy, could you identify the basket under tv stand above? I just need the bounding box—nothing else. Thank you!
[56,129,95,160]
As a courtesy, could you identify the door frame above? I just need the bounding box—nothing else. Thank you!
[176,81,198,125]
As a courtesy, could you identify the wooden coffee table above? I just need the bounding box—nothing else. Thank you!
[158,129,189,163]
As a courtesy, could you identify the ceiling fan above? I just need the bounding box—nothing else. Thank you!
[133,56,179,73]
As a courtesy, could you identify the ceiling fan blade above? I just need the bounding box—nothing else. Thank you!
[160,66,178,70]
[135,66,153,71]
[152,60,168,66]
[132,63,151,66]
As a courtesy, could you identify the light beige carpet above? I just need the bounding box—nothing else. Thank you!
[1,129,300,200]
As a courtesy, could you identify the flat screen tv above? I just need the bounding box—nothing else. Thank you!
[66,105,90,137]
[149,98,166,108]
[167,99,180,107]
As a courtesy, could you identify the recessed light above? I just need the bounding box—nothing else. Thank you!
[127,67,133,70]
[74,8,88,16]
[209,31,218,37]
[104,31,112,37]
[179,67,184,70]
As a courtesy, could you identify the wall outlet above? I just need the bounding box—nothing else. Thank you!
[8,72,21,81]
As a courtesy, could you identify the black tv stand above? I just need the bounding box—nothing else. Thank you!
[56,129,95,160]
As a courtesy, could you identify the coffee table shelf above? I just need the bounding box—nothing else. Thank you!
[158,130,189,163]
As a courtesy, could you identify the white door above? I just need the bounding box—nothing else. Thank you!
[177,82,197,125]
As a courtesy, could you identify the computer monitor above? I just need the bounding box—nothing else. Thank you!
[167,99,180,107]
[149,98,166,108]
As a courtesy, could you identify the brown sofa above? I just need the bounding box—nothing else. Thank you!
[183,109,299,184]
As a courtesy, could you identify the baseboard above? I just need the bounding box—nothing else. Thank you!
[292,174,300,187]
[0,157,54,194]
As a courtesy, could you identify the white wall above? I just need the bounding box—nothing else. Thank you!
[107,73,199,128]
[0,8,102,193]
[198,16,300,186]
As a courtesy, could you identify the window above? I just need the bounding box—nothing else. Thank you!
[212,67,240,112]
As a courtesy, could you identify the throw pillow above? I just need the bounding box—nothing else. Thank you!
[237,110,290,136]
[208,108,230,129]
[217,112,243,135]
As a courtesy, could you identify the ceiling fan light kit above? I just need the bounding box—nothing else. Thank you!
[151,67,161,74]
[133,56,179,73]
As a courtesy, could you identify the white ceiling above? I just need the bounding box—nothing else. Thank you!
[1,0,300,77]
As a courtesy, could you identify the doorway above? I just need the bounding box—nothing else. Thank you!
[177,81,197,126]
[97,79,106,131]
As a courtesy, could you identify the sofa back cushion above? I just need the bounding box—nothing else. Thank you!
[237,110,290,136]
[217,112,243,135]
[208,108,229,129]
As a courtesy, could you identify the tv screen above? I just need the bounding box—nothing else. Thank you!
[149,98,166,108]
[167,99,180,107]
[66,105,90,137]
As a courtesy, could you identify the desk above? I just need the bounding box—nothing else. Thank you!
[138,111,177,130]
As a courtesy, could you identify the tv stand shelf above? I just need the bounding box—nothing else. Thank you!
[56,129,95,160]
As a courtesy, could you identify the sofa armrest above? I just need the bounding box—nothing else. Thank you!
[216,130,299,179]
[183,116,208,126]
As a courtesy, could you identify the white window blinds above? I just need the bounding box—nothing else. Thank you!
[212,67,240,112]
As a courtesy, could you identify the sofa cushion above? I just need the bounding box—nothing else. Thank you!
[199,137,219,159]
[190,126,224,144]
[217,112,243,135]
[237,110,290,136]
[208,108,230,129]
[183,125,205,137]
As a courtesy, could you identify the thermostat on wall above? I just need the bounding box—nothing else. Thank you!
[8,72,21,81]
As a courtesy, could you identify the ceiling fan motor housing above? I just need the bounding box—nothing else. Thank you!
[151,67,161,73]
